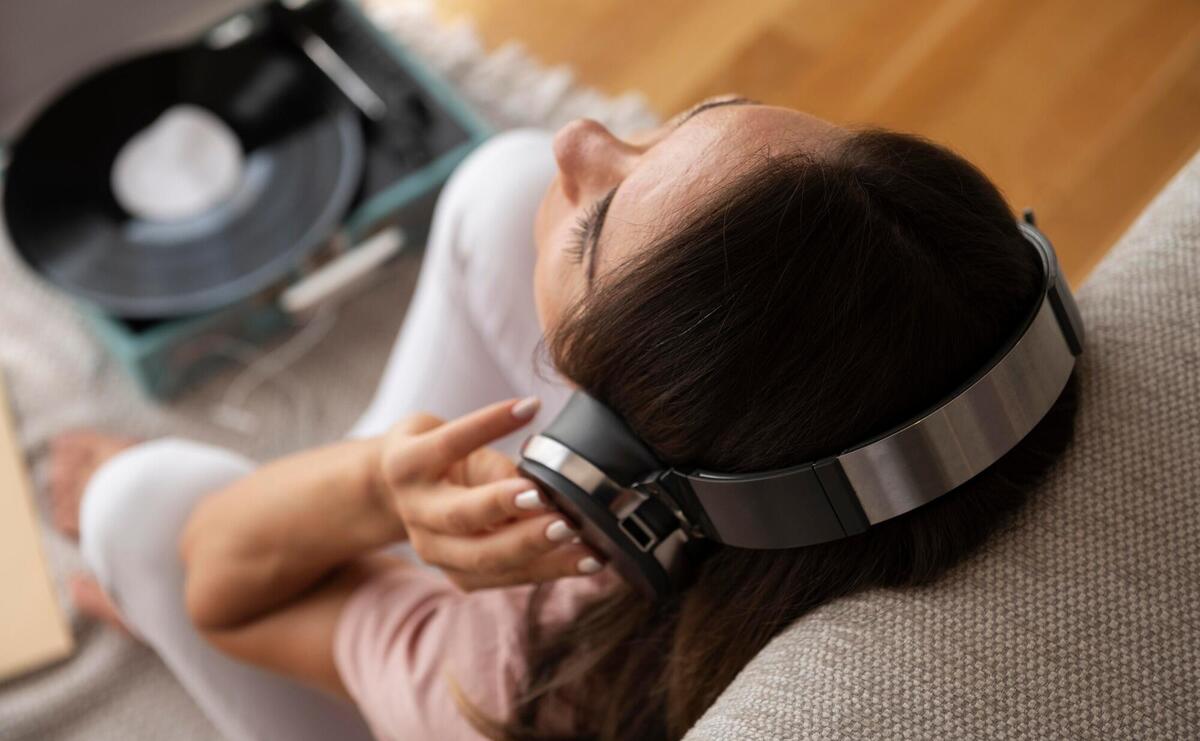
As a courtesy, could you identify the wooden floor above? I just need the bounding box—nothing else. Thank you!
[435,0,1200,284]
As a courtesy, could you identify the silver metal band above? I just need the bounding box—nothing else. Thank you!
[836,293,1076,523]
[520,434,645,519]
[680,290,1078,547]
[525,291,1077,548]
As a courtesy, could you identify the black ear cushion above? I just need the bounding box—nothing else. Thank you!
[541,392,662,485]
[517,458,672,599]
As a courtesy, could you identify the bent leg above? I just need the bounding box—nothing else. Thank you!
[348,129,573,453]
[79,439,373,741]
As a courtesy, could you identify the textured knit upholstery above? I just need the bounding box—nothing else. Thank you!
[684,152,1200,740]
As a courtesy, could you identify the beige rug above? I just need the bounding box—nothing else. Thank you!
[0,2,655,738]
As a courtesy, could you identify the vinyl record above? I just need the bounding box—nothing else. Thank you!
[3,32,364,319]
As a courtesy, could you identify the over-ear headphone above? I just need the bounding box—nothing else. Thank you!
[518,213,1085,598]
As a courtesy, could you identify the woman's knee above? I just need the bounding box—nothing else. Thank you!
[431,128,556,265]
[80,438,253,598]
[440,129,554,209]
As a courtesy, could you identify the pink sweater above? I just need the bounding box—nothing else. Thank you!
[334,564,617,739]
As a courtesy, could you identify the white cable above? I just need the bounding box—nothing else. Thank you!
[207,305,339,443]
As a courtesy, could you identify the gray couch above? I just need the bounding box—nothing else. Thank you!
[684,151,1200,739]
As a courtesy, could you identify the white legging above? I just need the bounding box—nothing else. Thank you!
[79,130,573,741]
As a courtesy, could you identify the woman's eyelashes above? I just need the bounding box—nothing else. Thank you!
[566,188,617,270]
[565,206,597,265]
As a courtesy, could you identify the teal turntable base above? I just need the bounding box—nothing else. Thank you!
[9,0,492,399]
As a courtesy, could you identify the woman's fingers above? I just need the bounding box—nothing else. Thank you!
[417,397,541,473]
[404,478,551,535]
[445,545,606,591]
[381,414,446,487]
[410,511,591,576]
[401,474,610,589]
[382,400,536,486]
[393,412,444,436]
[458,446,521,488]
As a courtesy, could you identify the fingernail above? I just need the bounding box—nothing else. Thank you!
[577,556,603,574]
[511,396,541,422]
[545,519,575,542]
[514,489,546,510]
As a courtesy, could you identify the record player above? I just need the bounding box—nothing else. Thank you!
[1,0,491,398]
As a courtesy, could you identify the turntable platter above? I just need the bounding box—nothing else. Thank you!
[3,33,364,319]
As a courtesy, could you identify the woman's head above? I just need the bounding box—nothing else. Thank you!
[539,97,1049,472]
[491,102,1079,740]
[533,97,842,329]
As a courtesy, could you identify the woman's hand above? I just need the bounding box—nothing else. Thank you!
[378,397,604,591]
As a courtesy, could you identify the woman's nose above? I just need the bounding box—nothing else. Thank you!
[552,118,639,203]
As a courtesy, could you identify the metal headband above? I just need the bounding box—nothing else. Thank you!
[523,217,1084,552]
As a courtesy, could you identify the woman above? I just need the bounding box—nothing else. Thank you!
[51,96,1079,740]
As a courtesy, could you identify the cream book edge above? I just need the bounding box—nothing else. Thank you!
[0,371,74,680]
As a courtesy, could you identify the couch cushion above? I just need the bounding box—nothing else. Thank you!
[685,151,1200,740]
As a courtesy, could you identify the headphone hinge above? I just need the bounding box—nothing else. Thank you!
[633,470,710,540]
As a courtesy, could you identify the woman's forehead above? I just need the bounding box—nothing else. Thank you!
[597,105,840,274]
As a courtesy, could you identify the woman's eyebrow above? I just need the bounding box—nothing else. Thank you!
[673,96,755,129]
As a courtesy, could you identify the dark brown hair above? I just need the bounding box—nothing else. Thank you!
[469,129,1079,740]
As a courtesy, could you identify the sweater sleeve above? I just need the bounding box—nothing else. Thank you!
[333,563,615,740]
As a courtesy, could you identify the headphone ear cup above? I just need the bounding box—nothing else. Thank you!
[540,393,662,483]
[517,458,674,599]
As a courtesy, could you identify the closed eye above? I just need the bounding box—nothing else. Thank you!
[567,187,617,283]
